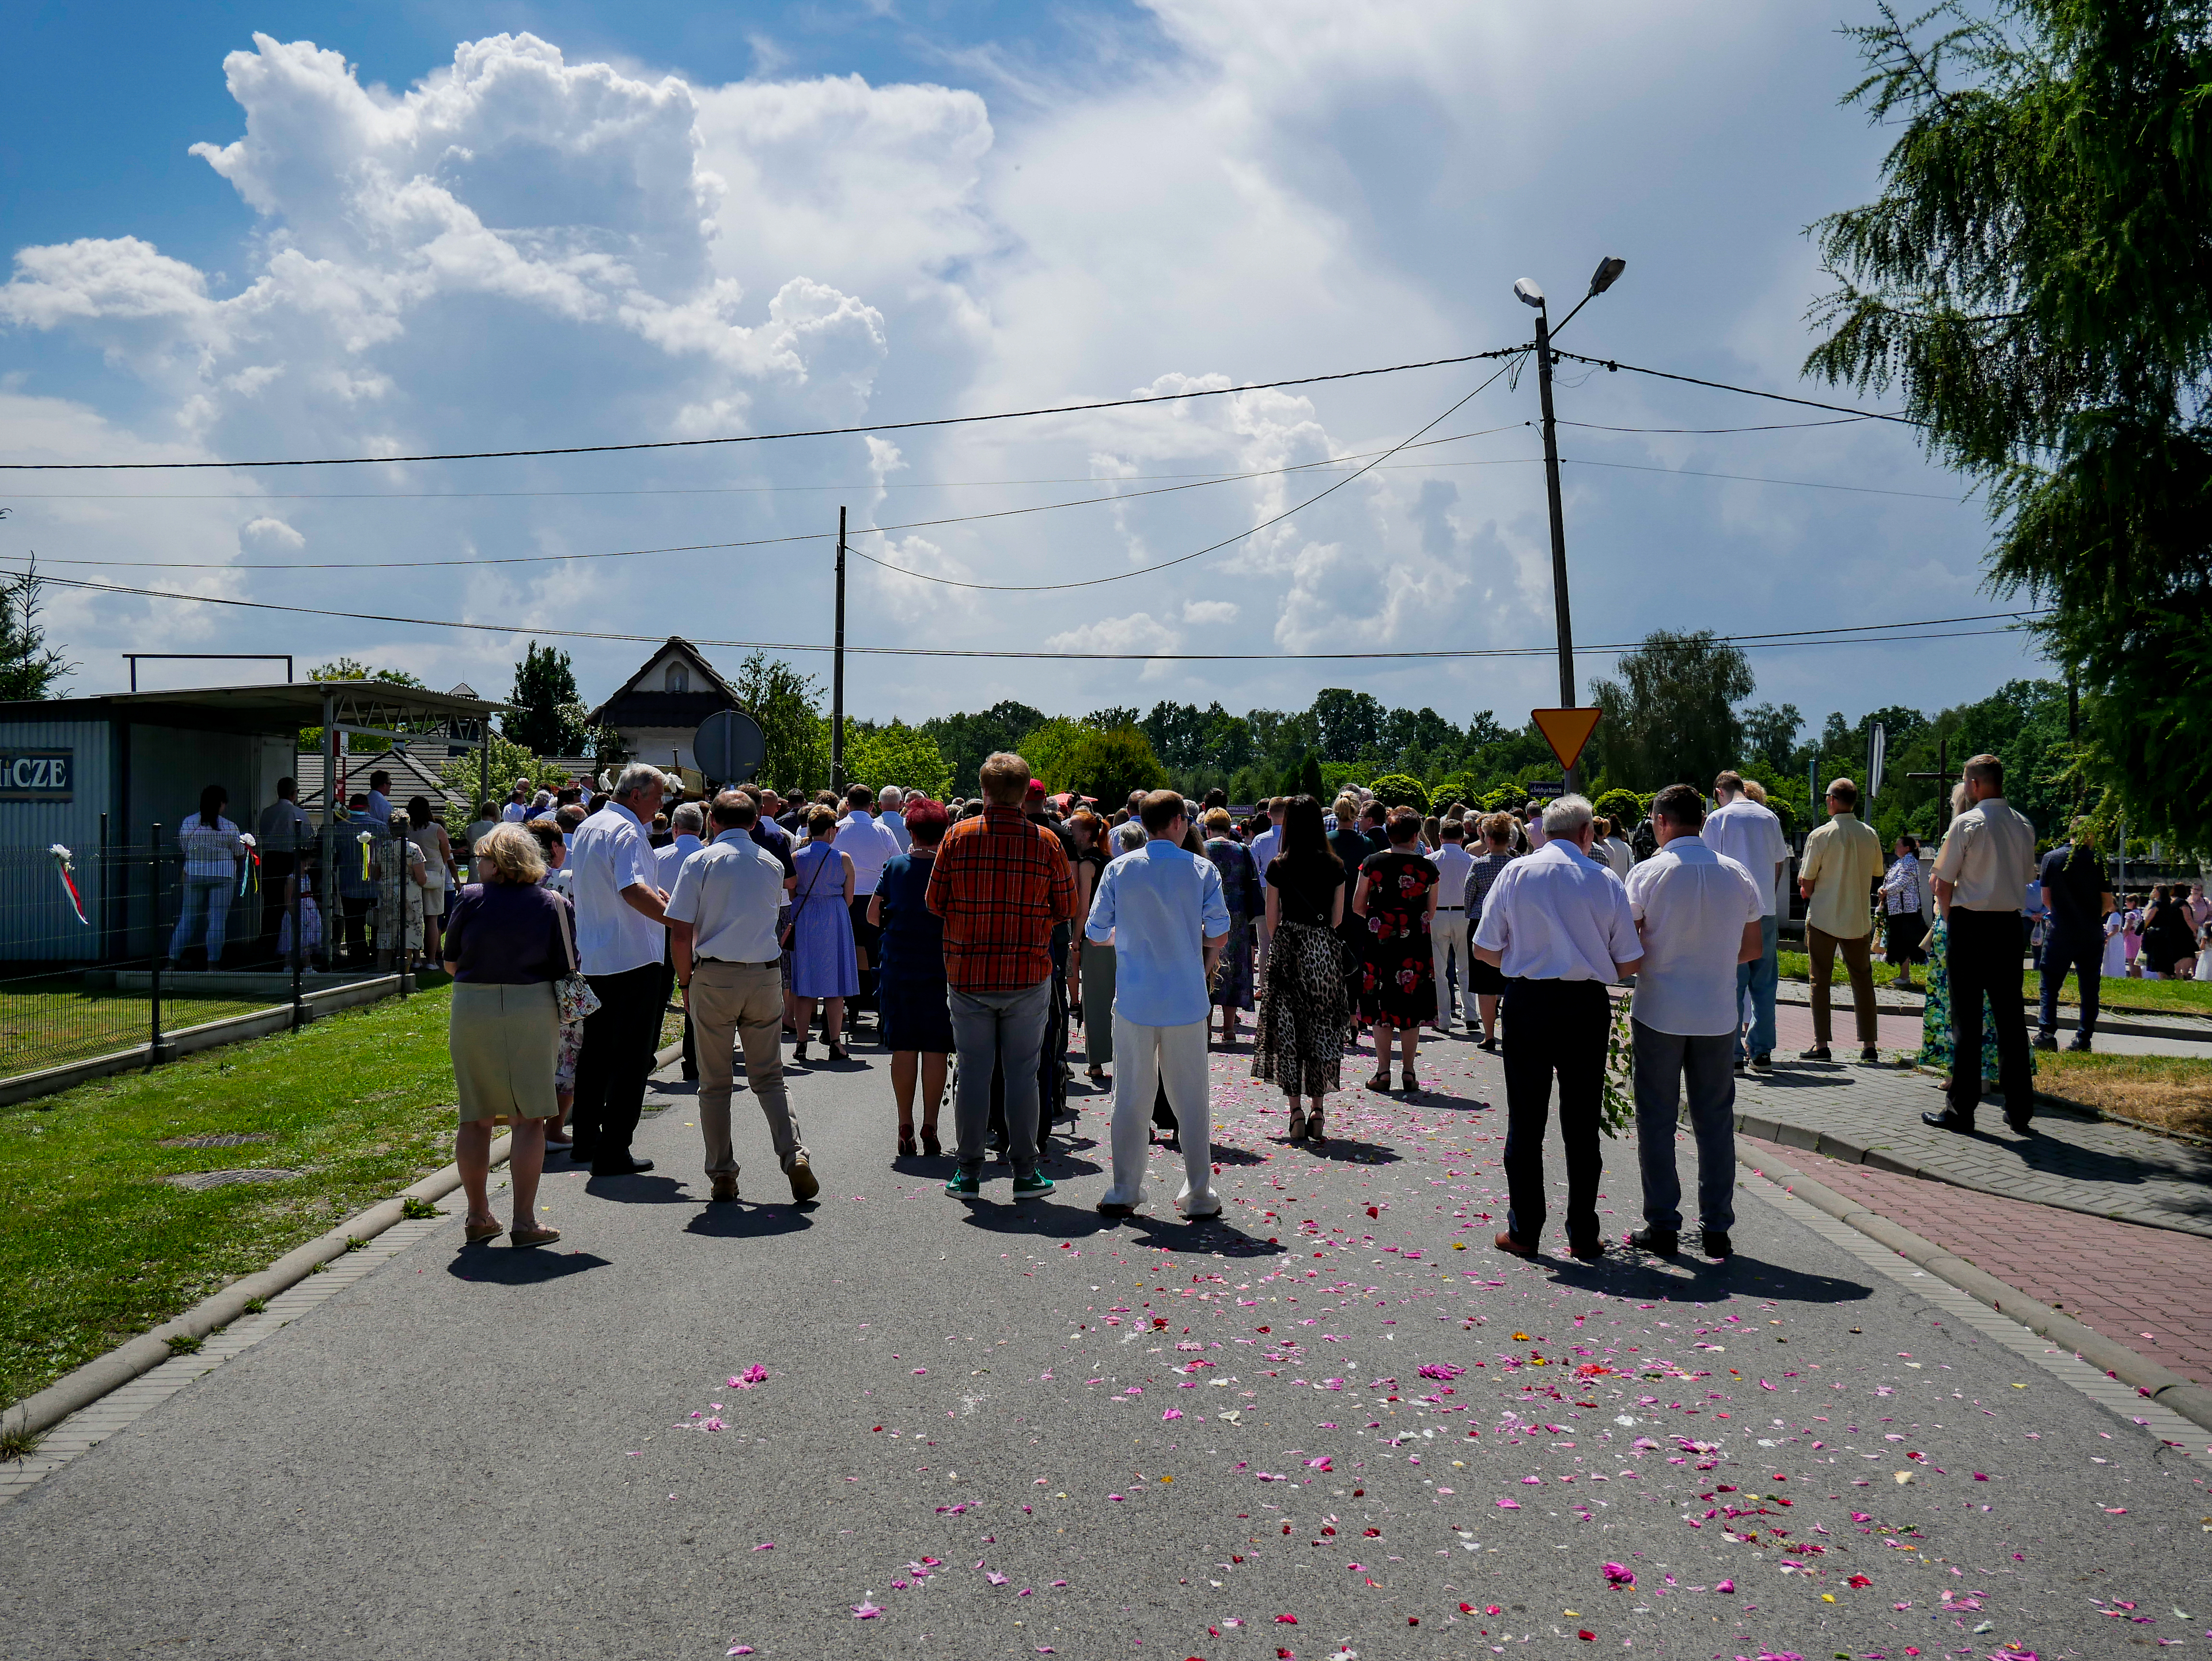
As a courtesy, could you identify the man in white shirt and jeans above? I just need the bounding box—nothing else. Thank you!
[1701,770,1789,1072]
[667,792,819,1205]
[567,763,672,1176]
[1472,794,1642,1261]
[1626,785,1766,1260]
[1429,817,1475,1034]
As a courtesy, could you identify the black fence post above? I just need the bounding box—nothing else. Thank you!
[148,844,167,1068]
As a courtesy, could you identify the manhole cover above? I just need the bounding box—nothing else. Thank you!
[165,1168,301,1190]
[157,1132,274,1149]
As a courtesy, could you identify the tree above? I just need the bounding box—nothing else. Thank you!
[922,700,1047,793]
[1308,688,1387,762]
[1084,706,1141,732]
[1284,751,1325,801]
[1588,630,1756,792]
[1740,702,1804,774]
[0,557,72,700]
[301,657,426,754]
[1140,701,1211,771]
[729,652,825,793]
[839,718,953,800]
[1014,718,1088,789]
[1199,705,1256,773]
[1806,0,2212,853]
[504,641,586,756]
[437,731,571,804]
[1053,728,1168,806]
[1368,773,1429,811]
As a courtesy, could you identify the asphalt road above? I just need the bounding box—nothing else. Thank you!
[3,1020,2203,1660]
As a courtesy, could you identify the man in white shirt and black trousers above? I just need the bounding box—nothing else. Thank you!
[1472,793,1642,1261]
[1925,754,2041,1134]
[567,763,673,1176]
[667,792,820,1206]
[1626,785,1767,1260]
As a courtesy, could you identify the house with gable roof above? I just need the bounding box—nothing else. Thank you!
[585,637,741,778]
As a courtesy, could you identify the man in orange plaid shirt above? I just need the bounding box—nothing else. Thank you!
[927,750,1076,1201]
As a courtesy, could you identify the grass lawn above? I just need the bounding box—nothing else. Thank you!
[0,981,280,1079]
[1777,950,2212,1017]
[0,978,687,1406]
[2036,1051,2212,1140]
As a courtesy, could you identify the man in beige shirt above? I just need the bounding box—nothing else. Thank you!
[1797,777,1884,1064]
[1925,753,2040,1134]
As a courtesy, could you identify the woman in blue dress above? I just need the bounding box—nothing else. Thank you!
[868,797,953,1156]
[789,804,859,1062]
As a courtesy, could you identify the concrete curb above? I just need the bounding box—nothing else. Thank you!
[5,1036,685,1441]
[1773,982,2212,1043]
[1729,1103,2212,1239]
[1738,1135,2212,1437]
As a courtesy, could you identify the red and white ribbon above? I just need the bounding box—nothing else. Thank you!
[50,842,88,925]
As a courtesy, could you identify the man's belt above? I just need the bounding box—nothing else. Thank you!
[698,956,781,968]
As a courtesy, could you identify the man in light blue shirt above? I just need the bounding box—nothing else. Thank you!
[1086,789,1230,1220]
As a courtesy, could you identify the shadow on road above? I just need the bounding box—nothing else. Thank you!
[1546,1250,1873,1306]
[446,1248,613,1285]
[684,1202,815,1240]
[579,1172,695,1204]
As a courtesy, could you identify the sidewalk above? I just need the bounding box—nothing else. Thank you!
[1728,1053,2212,1237]
[1741,1132,2212,1389]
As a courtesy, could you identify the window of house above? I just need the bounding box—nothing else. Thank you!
[665,663,689,693]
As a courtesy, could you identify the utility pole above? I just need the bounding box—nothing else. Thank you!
[832,505,847,794]
[1533,307,1577,793]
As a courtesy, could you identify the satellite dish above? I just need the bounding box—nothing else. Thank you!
[693,709,767,785]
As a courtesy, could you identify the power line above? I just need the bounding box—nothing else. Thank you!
[1555,414,1891,434]
[1560,455,1968,502]
[846,359,1528,593]
[18,566,2040,660]
[1547,351,1928,426]
[0,345,1531,472]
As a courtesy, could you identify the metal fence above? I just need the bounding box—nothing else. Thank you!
[0,825,431,1087]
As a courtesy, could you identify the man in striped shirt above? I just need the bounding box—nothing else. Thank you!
[926,750,1077,1202]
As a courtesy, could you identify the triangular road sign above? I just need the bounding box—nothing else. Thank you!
[1531,707,1602,773]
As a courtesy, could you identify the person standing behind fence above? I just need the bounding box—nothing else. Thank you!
[1702,771,1789,1071]
[1625,785,1766,1261]
[667,792,818,1205]
[926,751,1075,1204]
[442,823,567,1248]
[407,796,455,963]
[1797,777,1883,1066]
[567,763,672,1177]
[1473,793,1642,1262]
[1925,754,2039,1134]
[172,784,244,970]
[1089,789,1229,1220]
[255,777,311,965]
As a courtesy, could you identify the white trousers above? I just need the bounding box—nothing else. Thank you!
[1104,1012,1217,1214]
[1430,910,1470,1026]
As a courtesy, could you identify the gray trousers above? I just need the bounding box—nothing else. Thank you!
[690,960,803,1178]
[950,978,1051,1178]
[1631,1018,1738,1235]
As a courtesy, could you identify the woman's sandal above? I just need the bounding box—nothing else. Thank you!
[1306,1108,1327,1147]
[463,1220,503,1244]
[510,1225,562,1248]
[897,1131,919,1158]
[1401,1068,1418,1092]
[1287,1108,1309,1143]
[920,1126,942,1158]
[827,1042,850,1062]
[1366,1071,1392,1092]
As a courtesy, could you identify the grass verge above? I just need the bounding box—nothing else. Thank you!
[0,983,465,1401]
[0,981,281,1079]
[2035,1051,2212,1140]
[1778,950,2212,1017]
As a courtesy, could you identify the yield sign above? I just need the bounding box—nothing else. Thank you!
[1531,707,1602,773]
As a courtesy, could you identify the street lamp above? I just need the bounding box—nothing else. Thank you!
[1514,256,1626,794]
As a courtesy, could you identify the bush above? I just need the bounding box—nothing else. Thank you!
[1480,785,1527,814]
[1368,773,1430,811]
[1592,788,1646,830]
[1056,728,1169,807]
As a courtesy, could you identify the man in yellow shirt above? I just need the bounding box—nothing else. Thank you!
[1797,777,1883,1065]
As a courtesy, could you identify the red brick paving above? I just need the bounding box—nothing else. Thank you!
[1743,1134,2212,1386]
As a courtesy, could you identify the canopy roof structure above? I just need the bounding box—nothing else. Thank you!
[0,681,506,743]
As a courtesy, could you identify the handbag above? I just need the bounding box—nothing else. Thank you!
[552,895,601,1024]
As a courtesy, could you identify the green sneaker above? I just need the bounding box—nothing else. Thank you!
[944,1170,983,1199]
[1011,1171,1056,1201]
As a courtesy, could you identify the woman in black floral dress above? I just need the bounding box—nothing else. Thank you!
[1352,807,1440,1092]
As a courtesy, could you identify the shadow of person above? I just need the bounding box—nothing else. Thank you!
[579,1172,694,1204]
[446,1248,612,1285]
[683,1201,816,1240]
[1548,1250,1874,1306]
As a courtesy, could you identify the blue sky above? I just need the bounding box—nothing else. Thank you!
[0,1,2040,738]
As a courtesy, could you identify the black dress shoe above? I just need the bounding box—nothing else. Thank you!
[1921,1110,1975,1133]
[2005,1108,2035,1134]
[1750,1051,1772,1070]
[1627,1226,1679,1255]
[1700,1229,1733,1259]
[1800,1045,1832,1061]
[592,1154,656,1176]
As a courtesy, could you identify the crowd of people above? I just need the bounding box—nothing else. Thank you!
[171,745,2211,1259]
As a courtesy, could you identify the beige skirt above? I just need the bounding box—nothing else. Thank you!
[449,980,560,1123]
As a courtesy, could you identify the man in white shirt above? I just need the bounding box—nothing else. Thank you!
[1472,793,1642,1261]
[1701,770,1790,1071]
[567,763,672,1176]
[1429,817,1476,1034]
[837,784,904,1023]
[500,779,531,823]
[1248,797,1287,974]
[363,769,394,827]
[877,785,912,853]
[1926,754,2041,1134]
[1088,789,1230,1220]
[655,801,708,1079]
[1626,785,1766,1260]
[667,792,818,1205]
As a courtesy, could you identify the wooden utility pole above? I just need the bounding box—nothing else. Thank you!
[831,505,847,794]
